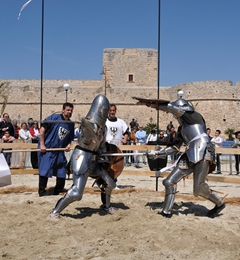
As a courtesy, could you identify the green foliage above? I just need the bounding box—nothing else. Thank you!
[143,123,157,135]
[224,128,235,141]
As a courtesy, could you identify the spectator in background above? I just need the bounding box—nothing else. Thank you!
[12,119,20,139]
[106,104,128,145]
[167,125,175,140]
[29,121,40,169]
[232,131,240,175]
[2,131,15,166]
[135,125,147,167]
[130,126,137,144]
[129,118,136,131]
[29,121,40,141]
[135,120,139,131]
[0,113,14,138]
[19,122,32,141]
[129,126,137,164]
[211,129,223,174]
[146,129,158,145]
[106,104,128,188]
[206,127,212,141]
[157,131,168,145]
[27,117,34,130]
[124,128,132,166]
[166,121,174,134]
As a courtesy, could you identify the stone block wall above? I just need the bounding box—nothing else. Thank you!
[1,48,240,139]
[103,48,157,87]
[1,79,240,140]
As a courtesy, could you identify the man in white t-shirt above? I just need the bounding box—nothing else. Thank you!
[106,104,128,145]
[211,129,223,174]
[106,104,128,189]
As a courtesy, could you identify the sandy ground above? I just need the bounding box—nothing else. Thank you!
[0,171,240,260]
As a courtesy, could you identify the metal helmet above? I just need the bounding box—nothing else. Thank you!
[170,91,194,112]
[86,94,110,127]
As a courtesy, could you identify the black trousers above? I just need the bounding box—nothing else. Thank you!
[235,154,240,174]
[38,175,65,196]
[31,139,38,169]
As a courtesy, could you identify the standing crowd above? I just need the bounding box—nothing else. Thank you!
[0,114,40,167]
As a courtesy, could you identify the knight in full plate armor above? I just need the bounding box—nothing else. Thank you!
[48,94,119,220]
[133,91,225,218]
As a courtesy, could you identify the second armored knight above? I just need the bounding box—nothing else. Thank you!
[133,91,225,218]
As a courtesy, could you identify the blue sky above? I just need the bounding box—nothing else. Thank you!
[1,0,240,86]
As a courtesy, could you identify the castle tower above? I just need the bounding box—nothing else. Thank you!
[102,48,157,88]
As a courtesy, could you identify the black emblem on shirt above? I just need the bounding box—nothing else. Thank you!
[58,127,68,140]
[110,127,118,138]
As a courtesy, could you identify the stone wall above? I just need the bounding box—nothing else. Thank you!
[1,48,240,138]
[103,48,157,87]
[2,79,240,138]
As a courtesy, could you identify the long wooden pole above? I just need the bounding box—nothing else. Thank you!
[2,148,70,153]
[1,144,240,154]
[2,150,146,156]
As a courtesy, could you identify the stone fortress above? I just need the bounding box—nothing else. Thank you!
[1,48,240,137]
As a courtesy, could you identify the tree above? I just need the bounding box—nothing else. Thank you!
[0,82,10,115]
[143,123,157,135]
[224,128,235,141]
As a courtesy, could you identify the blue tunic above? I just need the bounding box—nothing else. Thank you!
[38,114,74,178]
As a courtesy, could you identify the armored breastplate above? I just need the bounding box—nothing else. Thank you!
[77,119,105,152]
[181,124,208,145]
[180,123,209,163]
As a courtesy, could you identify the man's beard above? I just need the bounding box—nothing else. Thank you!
[65,113,71,119]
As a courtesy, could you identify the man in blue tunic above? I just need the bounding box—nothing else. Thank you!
[38,102,74,197]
